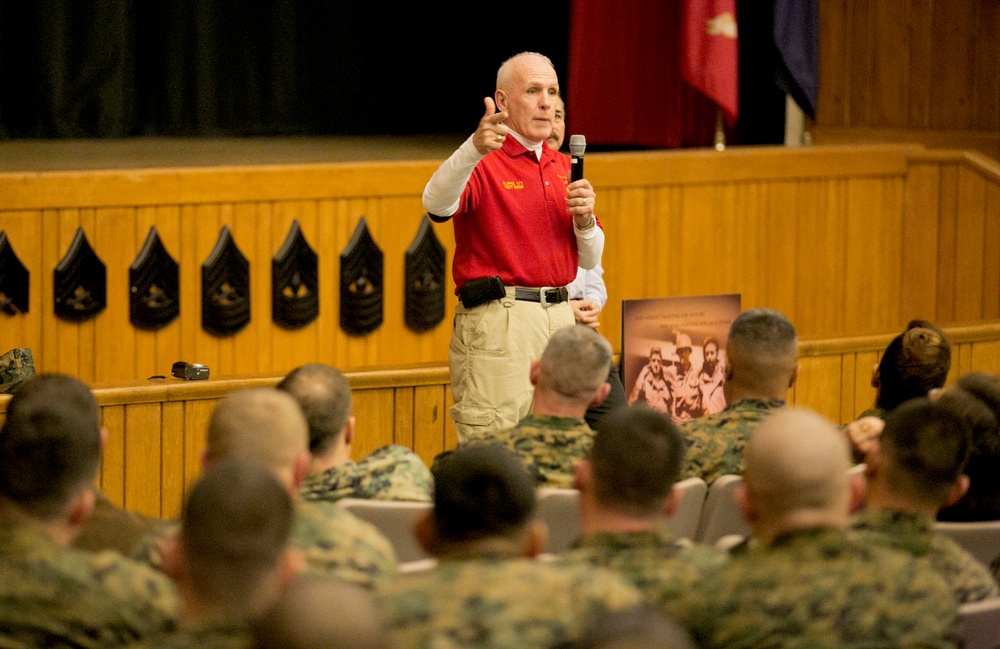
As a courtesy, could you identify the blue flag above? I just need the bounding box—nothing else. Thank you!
[773,0,818,118]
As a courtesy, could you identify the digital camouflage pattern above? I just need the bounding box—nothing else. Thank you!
[0,522,178,648]
[439,414,594,488]
[0,347,33,394]
[850,507,999,603]
[376,555,643,649]
[133,500,397,589]
[678,527,960,649]
[300,444,433,504]
[679,398,785,485]
[561,529,729,620]
[124,620,249,649]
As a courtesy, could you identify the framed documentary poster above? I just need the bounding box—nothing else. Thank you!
[621,293,741,427]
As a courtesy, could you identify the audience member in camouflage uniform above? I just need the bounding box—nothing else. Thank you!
[562,406,728,621]
[377,445,643,649]
[128,460,298,649]
[134,388,397,588]
[0,346,33,393]
[851,397,999,603]
[680,308,798,484]
[678,408,959,649]
[278,363,433,503]
[434,325,614,488]
[0,374,178,646]
[252,574,391,649]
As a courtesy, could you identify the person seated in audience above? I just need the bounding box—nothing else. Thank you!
[434,324,614,487]
[570,604,698,649]
[851,397,999,603]
[562,406,728,621]
[936,372,1000,523]
[680,308,798,484]
[0,373,178,645]
[134,387,397,588]
[277,363,432,503]
[136,459,299,647]
[677,408,958,648]
[251,574,391,649]
[377,444,643,649]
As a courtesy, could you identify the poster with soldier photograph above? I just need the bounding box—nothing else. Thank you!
[621,293,741,426]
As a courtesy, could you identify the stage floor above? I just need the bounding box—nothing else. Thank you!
[0,135,468,172]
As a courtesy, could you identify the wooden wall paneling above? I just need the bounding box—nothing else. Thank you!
[678,183,742,298]
[847,0,875,128]
[795,179,847,336]
[0,211,42,358]
[160,401,186,519]
[50,209,82,377]
[901,163,941,319]
[969,339,1000,375]
[930,0,976,129]
[99,405,126,507]
[444,388,457,451]
[181,398,215,506]
[177,205,201,376]
[838,352,858,425]
[818,0,851,127]
[905,0,934,128]
[77,209,99,383]
[267,200,306,377]
[133,206,159,380]
[154,206,183,378]
[351,388,395,460]
[851,351,879,421]
[316,199,338,365]
[792,355,843,423]
[215,203,240,377]
[229,201,265,376]
[953,341,974,377]
[123,402,163,517]
[871,0,911,128]
[954,167,987,321]
[95,207,137,382]
[192,203,223,374]
[984,183,1000,320]
[759,181,799,324]
[972,1,1000,130]
[392,387,415,454]
[936,164,959,322]
[412,384,447,467]
[733,182,763,312]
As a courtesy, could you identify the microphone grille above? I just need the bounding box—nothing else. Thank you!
[569,134,586,156]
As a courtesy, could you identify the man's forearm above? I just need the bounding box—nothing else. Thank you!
[422,135,484,217]
[575,223,604,271]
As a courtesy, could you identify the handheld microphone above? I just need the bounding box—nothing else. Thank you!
[569,134,586,183]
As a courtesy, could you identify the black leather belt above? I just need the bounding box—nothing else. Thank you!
[514,286,569,308]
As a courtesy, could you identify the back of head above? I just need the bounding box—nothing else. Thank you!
[431,445,537,544]
[251,575,389,649]
[276,364,352,456]
[877,397,970,506]
[744,408,851,524]
[181,459,294,611]
[589,406,686,517]
[496,51,555,91]
[206,388,308,473]
[876,320,951,411]
[726,308,798,396]
[936,373,1000,511]
[0,374,101,519]
[538,325,613,402]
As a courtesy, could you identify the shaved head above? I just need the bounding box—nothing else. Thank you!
[744,408,852,528]
[726,309,798,398]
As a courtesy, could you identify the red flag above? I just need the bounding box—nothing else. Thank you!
[681,0,739,126]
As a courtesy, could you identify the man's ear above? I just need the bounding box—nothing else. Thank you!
[788,363,800,389]
[735,483,754,524]
[291,451,311,490]
[590,383,611,407]
[277,547,305,588]
[414,510,438,557]
[661,485,681,518]
[573,459,592,492]
[495,89,508,114]
[529,360,542,387]
[99,426,109,454]
[67,488,96,530]
[159,534,182,581]
[943,475,971,508]
[523,520,548,558]
[342,416,356,447]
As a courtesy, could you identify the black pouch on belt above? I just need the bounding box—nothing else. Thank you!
[458,276,506,308]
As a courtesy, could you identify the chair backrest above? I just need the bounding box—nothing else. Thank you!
[695,474,750,545]
[536,487,582,554]
[336,498,433,563]
[661,477,708,541]
[934,520,1000,572]
[957,597,1000,649]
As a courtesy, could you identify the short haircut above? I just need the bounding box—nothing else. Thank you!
[496,51,555,91]
[181,459,294,609]
[725,308,798,390]
[936,373,1000,502]
[251,574,390,649]
[538,325,613,401]
[277,364,352,455]
[876,319,951,411]
[589,406,686,517]
[0,374,102,519]
[206,388,308,471]
[431,445,536,544]
[879,397,970,504]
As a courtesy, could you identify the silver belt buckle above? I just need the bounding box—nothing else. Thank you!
[538,286,555,308]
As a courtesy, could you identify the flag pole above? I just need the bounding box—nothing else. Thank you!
[714,109,726,151]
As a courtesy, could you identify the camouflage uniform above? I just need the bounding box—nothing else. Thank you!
[377,555,643,649]
[0,347,33,394]
[442,414,594,488]
[0,522,178,647]
[678,527,959,649]
[680,398,785,484]
[300,444,433,504]
[561,529,728,619]
[125,621,248,649]
[850,507,1000,603]
[133,500,397,589]
[73,490,171,556]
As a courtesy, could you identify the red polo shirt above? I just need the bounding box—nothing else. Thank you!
[435,139,592,291]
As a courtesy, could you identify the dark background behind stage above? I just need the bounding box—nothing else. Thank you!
[0,1,789,149]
